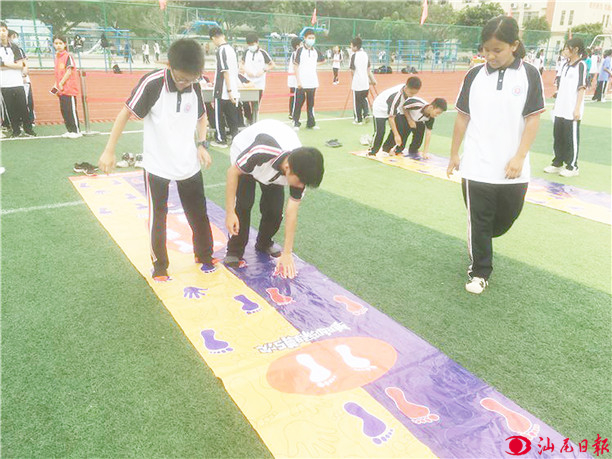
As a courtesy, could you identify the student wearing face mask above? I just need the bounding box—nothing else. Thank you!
[240,33,275,125]
[293,29,325,130]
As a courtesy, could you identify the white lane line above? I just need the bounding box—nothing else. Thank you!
[0,130,144,142]
[1,201,85,215]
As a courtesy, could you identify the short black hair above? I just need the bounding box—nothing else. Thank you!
[0,22,7,29]
[245,32,258,44]
[406,76,422,89]
[431,98,447,111]
[209,26,224,39]
[351,37,362,49]
[168,39,204,74]
[288,147,324,188]
[291,36,302,49]
[604,49,612,58]
[303,28,315,37]
[8,30,17,38]
[53,35,68,44]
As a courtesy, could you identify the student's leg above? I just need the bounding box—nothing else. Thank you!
[352,90,358,122]
[144,171,171,276]
[59,95,72,132]
[493,182,528,238]
[1,87,22,135]
[205,102,215,129]
[359,90,370,121]
[214,98,227,143]
[242,100,253,125]
[65,95,80,133]
[333,68,338,83]
[223,100,241,139]
[407,122,426,155]
[368,117,387,155]
[288,87,295,119]
[176,171,214,264]
[566,120,580,171]
[462,179,497,280]
[592,81,603,101]
[551,116,567,167]
[383,115,408,153]
[226,174,257,258]
[306,88,316,128]
[25,83,35,124]
[292,88,305,126]
[256,183,285,251]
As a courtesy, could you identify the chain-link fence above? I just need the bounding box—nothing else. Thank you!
[4,1,599,73]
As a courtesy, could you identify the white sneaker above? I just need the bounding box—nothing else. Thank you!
[293,126,300,131]
[68,132,82,139]
[360,134,372,146]
[116,160,130,168]
[465,277,488,294]
[0,166,5,175]
[134,154,144,168]
[309,125,320,130]
[559,168,579,177]
[61,132,72,138]
[375,151,390,158]
[543,165,564,174]
[352,120,363,125]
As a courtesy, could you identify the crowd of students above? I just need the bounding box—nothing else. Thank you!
[3,16,608,296]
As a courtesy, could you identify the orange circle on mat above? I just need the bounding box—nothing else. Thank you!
[267,337,397,395]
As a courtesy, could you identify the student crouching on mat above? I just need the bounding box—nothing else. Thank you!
[98,39,216,281]
[224,119,324,279]
[368,76,421,156]
[544,38,587,178]
[53,35,81,138]
[447,16,544,294]
[394,97,447,159]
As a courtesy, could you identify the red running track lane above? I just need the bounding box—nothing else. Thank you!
[29,69,560,126]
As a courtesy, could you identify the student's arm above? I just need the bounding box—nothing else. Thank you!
[58,67,72,90]
[421,128,432,159]
[573,87,585,120]
[505,114,540,179]
[1,58,25,70]
[196,115,211,169]
[294,49,302,88]
[98,106,131,174]
[388,115,402,147]
[447,111,470,177]
[404,108,416,129]
[225,165,243,235]
[277,197,301,279]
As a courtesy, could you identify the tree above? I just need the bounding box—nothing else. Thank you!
[522,16,550,48]
[1,1,100,35]
[454,2,505,27]
[566,22,603,46]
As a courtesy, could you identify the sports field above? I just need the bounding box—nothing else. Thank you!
[1,98,611,456]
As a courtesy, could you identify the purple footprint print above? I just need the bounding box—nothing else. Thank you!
[344,402,394,445]
[201,329,233,354]
[234,294,261,314]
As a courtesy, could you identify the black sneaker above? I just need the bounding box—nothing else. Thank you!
[255,242,282,258]
[23,129,37,137]
[73,162,86,173]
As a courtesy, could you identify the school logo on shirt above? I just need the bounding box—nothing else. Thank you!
[184,103,192,113]
[512,86,522,96]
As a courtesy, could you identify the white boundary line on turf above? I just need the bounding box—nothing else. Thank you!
[0,130,144,142]
[0,181,227,216]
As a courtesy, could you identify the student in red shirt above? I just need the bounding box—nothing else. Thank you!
[53,35,81,138]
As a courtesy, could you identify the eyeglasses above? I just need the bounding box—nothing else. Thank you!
[170,69,199,85]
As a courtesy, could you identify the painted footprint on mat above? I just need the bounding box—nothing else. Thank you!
[333,295,367,315]
[234,294,261,314]
[295,353,336,387]
[201,329,233,354]
[335,344,376,371]
[344,402,394,445]
[266,288,293,306]
[385,387,440,424]
[480,397,540,439]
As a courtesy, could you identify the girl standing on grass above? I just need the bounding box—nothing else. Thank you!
[447,16,545,294]
[53,35,81,138]
[544,38,587,178]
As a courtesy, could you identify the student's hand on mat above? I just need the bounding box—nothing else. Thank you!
[276,252,297,279]
[98,151,116,175]
[421,151,430,160]
[198,146,212,169]
[446,155,460,177]
[226,212,240,236]
[505,155,524,179]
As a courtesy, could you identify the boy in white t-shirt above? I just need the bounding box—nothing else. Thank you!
[292,28,325,130]
[240,32,275,125]
[98,39,215,281]
[350,37,376,124]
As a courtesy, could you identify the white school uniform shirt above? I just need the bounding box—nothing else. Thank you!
[125,69,206,181]
[332,52,341,69]
[455,58,545,184]
[242,47,272,90]
[154,43,160,54]
[287,50,297,88]
[372,84,405,118]
[350,49,370,91]
[589,54,599,74]
[230,119,304,200]
[0,43,26,88]
[214,43,240,101]
[553,59,587,120]
[142,44,150,56]
[294,46,324,89]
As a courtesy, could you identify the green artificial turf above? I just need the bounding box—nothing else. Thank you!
[1,104,610,457]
